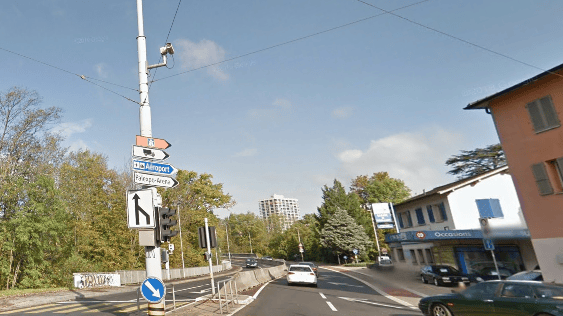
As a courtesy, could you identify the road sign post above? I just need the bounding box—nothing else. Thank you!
[204,218,216,295]
[140,277,166,303]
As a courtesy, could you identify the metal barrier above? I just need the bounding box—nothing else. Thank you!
[217,278,238,315]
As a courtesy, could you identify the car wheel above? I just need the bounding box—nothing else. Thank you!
[422,276,428,284]
[431,303,452,316]
[434,278,440,286]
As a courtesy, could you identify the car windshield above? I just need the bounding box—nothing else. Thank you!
[290,266,312,272]
[507,271,542,281]
[433,266,459,275]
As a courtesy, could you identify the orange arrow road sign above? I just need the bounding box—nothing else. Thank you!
[136,136,171,149]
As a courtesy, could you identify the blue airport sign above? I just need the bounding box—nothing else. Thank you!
[140,277,166,303]
[132,159,177,176]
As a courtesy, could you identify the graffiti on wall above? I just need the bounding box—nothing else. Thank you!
[73,273,121,289]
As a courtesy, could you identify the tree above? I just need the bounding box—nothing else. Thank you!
[445,143,506,179]
[350,172,411,205]
[320,209,372,264]
[317,180,367,228]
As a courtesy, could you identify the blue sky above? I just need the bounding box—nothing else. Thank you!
[2,0,563,218]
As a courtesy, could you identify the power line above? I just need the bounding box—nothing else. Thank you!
[151,0,431,83]
[0,46,140,104]
[354,0,563,79]
[148,0,182,92]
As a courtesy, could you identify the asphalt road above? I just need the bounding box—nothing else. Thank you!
[236,268,423,316]
[0,275,232,315]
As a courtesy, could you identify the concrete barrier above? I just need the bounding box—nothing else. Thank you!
[254,269,272,284]
[234,270,260,291]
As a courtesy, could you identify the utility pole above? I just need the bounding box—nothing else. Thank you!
[225,224,232,261]
[297,229,304,261]
[136,1,175,313]
[248,232,253,254]
[204,218,216,294]
[177,202,186,278]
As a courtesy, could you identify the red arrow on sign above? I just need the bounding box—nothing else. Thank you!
[136,136,171,149]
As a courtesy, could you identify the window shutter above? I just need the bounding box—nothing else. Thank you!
[416,208,425,225]
[397,212,404,228]
[439,202,448,221]
[531,163,554,195]
[540,96,560,128]
[555,157,563,179]
[406,211,413,227]
[527,100,546,131]
[426,205,435,223]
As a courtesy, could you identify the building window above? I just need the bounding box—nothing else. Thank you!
[417,249,426,264]
[415,208,425,225]
[526,95,560,133]
[425,248,434,264]
[532,162,554,195]
[404,211,413,227]
[438,202,448,221]
[547,158,563,193]
[397,212,404,228]
[410,249,417,265]
[426,205,435,223]
[396,248,405,262]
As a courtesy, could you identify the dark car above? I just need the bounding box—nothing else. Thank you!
[469,266,515,282]
[419,280,563,316]
[299,262,318,276]
[373,256,394,270]
[507,270,543,281]
[245,258,258,268]
[421,265,470,286]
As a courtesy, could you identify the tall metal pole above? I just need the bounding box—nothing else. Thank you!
[298,229,304,261]
[177,202,186,278]
[248,232,253,254]
[205,218,216,294]
[389,202,400,233]
[369,208,381,254]
[225,224,231,261]
[137,2,162,314]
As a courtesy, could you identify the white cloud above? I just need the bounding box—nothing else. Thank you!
[175,39,228,80]
[233,148,257,157]
[52,119,93,139]
[334,128,464,195]
[68,140,89,152]
[331,106,353,119]
[249,98,292,120]
[94,63,109,78]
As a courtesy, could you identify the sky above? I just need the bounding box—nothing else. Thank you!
[1,0,563,218]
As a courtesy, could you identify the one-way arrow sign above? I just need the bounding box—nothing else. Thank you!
[127,189,155,228]
[132,145,169,161]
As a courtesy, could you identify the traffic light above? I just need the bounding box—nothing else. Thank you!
[197,226,217,248]
[157,207,178,243]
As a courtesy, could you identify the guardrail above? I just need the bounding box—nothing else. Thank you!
[91,261,233,287]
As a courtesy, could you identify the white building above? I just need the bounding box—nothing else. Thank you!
[259,194,300,231]
[386,166,538,276]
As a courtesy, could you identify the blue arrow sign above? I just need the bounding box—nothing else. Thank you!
[140,277,166,303]
[483,239,495,251]
[353,249,358,255]
[132,159,177,176]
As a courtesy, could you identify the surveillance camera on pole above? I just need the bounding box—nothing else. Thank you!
[148,42,175,70]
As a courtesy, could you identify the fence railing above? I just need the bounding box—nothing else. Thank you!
[115,260,232,286]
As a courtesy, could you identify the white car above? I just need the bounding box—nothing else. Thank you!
[287,264,317,287]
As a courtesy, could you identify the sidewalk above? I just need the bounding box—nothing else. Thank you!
[0,267,242,312]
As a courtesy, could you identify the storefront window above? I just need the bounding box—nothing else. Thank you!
[454,246,524,275]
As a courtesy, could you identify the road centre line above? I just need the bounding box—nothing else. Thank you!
[326,301,338,311]
[319,292,327,299]
[350,269,428,298]
[339,296,410,310]
[322,267,417,309]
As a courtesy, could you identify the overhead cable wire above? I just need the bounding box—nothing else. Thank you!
[151,0,431,83]
[149,0,182,91]
[0,46,140,104]
[354,0,563,79]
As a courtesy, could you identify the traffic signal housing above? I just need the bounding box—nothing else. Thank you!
[157,207,178,243]
[198,226,217,248]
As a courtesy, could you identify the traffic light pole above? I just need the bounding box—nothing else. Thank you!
[205,218,216,295]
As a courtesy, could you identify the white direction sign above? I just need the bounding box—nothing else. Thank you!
[134,172,179,188]
[132,145,169,161]
[127,189,155,228]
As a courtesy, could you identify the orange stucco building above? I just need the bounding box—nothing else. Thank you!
[466,63,563,283]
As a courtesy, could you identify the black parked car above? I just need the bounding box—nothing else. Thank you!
[421,265,470,286]
[419,280,563,316]
[469,266,515,282]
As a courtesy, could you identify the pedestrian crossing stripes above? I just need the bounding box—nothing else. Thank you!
[0,301,192,315]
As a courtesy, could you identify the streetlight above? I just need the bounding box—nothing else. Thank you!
[224,222,232,261]
[176,201,186,278]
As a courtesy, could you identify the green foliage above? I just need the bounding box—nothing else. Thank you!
[350,172,411,205]
[321,209,372,261]
[445,143,506,179]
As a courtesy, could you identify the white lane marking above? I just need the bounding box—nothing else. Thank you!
[174,284,207,292]
[328,281,364,288]
[189,288,211,294]
[253,280,273,299]
[322,267,417,309]
[352,269,428,297]
[326,301,338,311]
[319,292,327,299]
[339,296,409,310]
